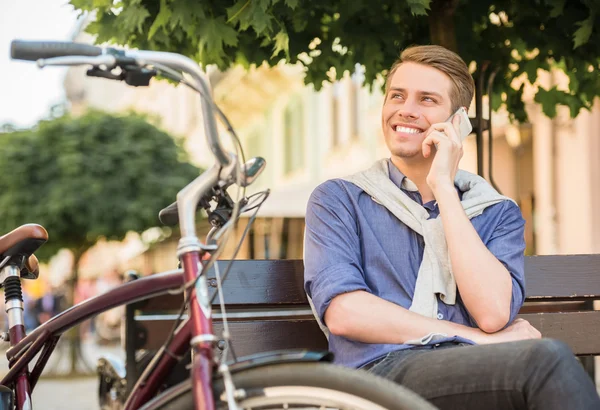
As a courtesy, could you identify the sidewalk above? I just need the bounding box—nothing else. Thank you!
[0,338,123,409]
[32,377,98,410]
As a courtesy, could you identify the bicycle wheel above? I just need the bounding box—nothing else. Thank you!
[141,362,437,410]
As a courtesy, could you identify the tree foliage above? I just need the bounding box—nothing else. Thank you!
[72,0,600,123]
[0,111,199,260]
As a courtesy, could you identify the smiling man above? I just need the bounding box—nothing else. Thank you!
[304,45,600,409]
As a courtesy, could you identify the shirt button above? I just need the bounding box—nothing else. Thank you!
[437,313,444,320]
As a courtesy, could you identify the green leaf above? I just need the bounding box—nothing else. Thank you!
[226,0,252,26]
[291,10,307,31]
[407,0,431,16]
[249,6,273,35]
[171,0,204,35]
[91,0,111,8]
[534,86,559,117]
[272,29,290,59]
[118,3,150,34]
[227,0,273,34]
[148,0,172,39]
[69,0,97,10]
[548,0,566,18]
[258,0,272,12]
[284,0,299,9]
[197,17,239,65]
[567,71,580,93]
[566,95,583,118]
[573,15,595,48]
[523,59,539,83]
[490,91,504,111]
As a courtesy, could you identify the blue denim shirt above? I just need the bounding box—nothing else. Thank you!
[303,160,526,368]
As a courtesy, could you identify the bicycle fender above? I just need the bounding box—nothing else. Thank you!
[226,349,333,374]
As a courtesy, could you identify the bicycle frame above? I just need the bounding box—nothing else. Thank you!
[2,268,187,409]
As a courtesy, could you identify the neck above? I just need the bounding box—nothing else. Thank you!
[390,155,436,203]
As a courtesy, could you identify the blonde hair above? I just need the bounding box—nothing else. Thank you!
[385,45,475,111]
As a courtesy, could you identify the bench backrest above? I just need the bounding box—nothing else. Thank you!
[130,255,600,357]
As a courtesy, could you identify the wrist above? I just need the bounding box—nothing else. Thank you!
[466,328,491,344]
[439,319,488,344]
[431,181,458,201]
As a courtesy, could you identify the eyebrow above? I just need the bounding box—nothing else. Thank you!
[388,87,444,99]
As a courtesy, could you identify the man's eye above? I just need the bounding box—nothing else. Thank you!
[422,96,436,103]
[391,93,404,100]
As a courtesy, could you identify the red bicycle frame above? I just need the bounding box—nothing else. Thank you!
[1,267,212,410]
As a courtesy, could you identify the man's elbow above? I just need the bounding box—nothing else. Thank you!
[477,312,510,333]
[324,295,354,337]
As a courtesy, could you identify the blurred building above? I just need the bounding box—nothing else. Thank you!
[62,28,600,275]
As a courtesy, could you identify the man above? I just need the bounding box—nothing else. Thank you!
[304,45,599,409]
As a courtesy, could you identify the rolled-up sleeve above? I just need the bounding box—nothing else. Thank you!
[485,201,527,324]
[304,181,370,326]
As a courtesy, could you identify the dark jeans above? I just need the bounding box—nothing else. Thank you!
[361,339,600,410]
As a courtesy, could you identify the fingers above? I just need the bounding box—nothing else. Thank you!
[451,112,462,136]
[529,324,542,339]
[422,130,446,158]
[515,318,542,339]
[427,118,462,144]
[422,129,463,158]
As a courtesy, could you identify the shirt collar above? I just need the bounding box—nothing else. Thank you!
[387,159,419,192]
[386,158,464,198]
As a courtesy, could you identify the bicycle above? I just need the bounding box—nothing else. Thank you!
[1,39,437,410]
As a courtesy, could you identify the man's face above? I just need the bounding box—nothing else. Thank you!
[381,62,454,159]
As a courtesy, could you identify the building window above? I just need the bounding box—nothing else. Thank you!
[283,96,305,175]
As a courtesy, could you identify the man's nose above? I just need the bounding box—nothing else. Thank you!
[396,99,420,120]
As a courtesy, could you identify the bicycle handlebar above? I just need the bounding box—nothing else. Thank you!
[10,40,231,168]
[11,40,103,61]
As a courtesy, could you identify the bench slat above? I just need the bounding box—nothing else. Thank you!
[519,311,600,355]
[136,260,305,312]
[525,255,600,299]
[135,311,600,356]
[139,319,328,355]
[135,256,600,312]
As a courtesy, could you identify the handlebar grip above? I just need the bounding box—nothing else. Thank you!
[158,201,180,226]
[10,40,103,62]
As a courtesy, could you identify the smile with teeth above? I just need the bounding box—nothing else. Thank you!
[394,125,423,134]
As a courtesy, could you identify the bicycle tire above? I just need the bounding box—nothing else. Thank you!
[140,362,437,410]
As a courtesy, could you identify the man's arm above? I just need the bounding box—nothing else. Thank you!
[326,290,540,345]
[423,118,525,333]
[325,290,487,343]
[435,186,520,333]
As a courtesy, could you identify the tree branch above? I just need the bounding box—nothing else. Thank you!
[428,0,459,52]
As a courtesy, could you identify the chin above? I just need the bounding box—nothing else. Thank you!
[388,144,423,159]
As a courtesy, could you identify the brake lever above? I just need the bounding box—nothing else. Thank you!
[86,65,156,87]
[123,66,157,87]
[87,67,121,81]
[206,189,236,228]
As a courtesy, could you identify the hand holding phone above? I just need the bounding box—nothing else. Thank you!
[446,107,472,141]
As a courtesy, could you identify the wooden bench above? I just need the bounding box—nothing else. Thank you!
[125,255,600,387]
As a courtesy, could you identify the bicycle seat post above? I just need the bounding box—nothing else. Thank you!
[1,265,25,345]
[0,264,32,409]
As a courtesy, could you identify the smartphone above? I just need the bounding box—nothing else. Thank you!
[446,107,473,141]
